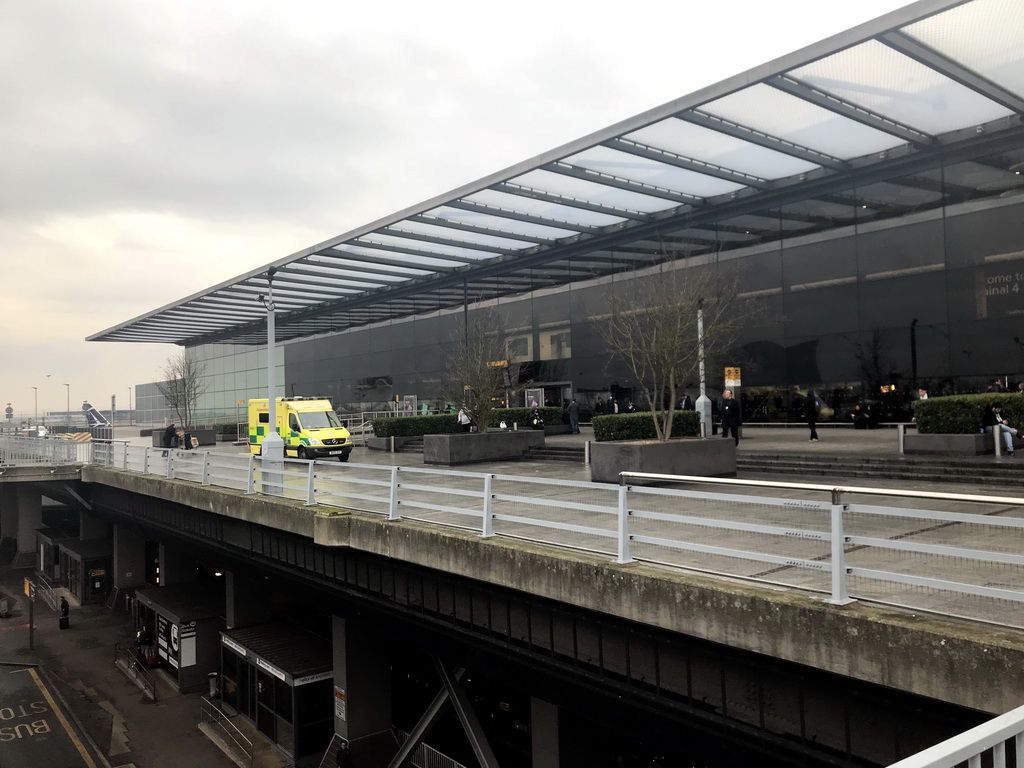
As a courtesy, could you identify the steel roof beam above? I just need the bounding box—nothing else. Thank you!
[541,159,706,204]
[445,199,600,235]
[278,264,400,286]
[880,31,1024,116]
[768,75,933,147]
[348,239,485,266]
[379,226,519,256]
[678,111,847,171]
[303,255,432,279]
[271,270,385,290]
[493,182,652,222]
[409,213,559,245]
[600,137,767,189]
[317,247,453,273]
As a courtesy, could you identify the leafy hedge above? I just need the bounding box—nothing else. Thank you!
[913,394,1024,434]
[592,411,701,442]
[373,414,460,437]
[213,423,238,436]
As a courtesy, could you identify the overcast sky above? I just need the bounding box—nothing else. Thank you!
[1,0,913,418]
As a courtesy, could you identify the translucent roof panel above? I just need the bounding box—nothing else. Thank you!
[356,233,497,262]
[625,118,821,179]
[904,0,1024,100]
[562,146,748,197]
[306,254,433,276]
[466,189,627,228]
[386,220,537,251]
[512,169,683,213]
[331,243,476,269]
[855,181,944,208]
[427,206,581,241]
[789,40,1012,135]
[701,83,907,159]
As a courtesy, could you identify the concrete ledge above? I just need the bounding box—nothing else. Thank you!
[904,432,1021,455]
[312,510,1024,715]
[590,438,736,484]
[423,431,544,465]
[366,436,423,452]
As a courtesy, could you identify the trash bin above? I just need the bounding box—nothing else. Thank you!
[208,672,220,698]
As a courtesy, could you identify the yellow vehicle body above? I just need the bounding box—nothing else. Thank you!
[247,397,353,461]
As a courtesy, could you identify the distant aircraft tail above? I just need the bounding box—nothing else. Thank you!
[82,403,111,427]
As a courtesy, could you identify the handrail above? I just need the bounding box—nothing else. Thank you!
[885,702,1024,767]
[200,696,253,768]
[113,641,157,701]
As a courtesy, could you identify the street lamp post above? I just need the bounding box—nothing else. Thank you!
[259,268,283,492]
[695,300,713,438]
[31,386,38,426]
[64,384,70,425]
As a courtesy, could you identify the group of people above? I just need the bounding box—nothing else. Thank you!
[593,397,637,415]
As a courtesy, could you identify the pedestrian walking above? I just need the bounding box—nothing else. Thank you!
[567,399,580,434]
[720,389,741,445]
[59,596,70,630]
[805,390,820,442]
[457,406,472,433]
[163,423,177,448]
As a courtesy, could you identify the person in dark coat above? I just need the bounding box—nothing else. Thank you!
[805,390,820,442]
[59,596,70,629]
[720,389,741,445]
[336,739,353,767]
[163,423,177,448]
[567,399,580,434]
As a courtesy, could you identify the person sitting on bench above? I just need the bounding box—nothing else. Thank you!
[982,402,1018,456]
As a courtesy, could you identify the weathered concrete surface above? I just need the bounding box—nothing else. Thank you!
[79,465,1024,715]
[590,438,736,483]
[82,466,318,538]
[904,432,1021,455]
[0,464,82,483]
[423,431,544,465]
[313,510,1024,715]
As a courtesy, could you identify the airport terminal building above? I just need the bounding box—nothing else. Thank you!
[93,0,1024,424]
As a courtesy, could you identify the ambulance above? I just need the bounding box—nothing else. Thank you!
[247,397,353,461]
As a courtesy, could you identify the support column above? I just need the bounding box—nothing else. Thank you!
[0,485,17,542]
[157,543,194,586]
[332,615,392,742]
[531,697,560,768]
[79,511,110,541]
[225,572,272,629]
[15,485,42,562]
[113,525,146,589]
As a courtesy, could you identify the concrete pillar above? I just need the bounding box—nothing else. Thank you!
[79,510,110,541]
[332,615,392,742]
[157,543,194,586]
[15,485,42,560]
[225,572,273,629]
[0,485,17,541]
[531,697,560,768]
[113,524,146,589]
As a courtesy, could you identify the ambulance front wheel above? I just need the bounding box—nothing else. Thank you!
[339,453,350,462]
[297,447,309,461]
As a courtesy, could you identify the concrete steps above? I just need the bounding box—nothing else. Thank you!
[738,453,1023,487]
[524,445,586,462]
[395,437,424,453]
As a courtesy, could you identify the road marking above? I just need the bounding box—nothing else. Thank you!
[27,667,97,768]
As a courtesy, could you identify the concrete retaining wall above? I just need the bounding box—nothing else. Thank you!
[423,431,544,465]
[590,438,736,483]
[904,432,1021,455]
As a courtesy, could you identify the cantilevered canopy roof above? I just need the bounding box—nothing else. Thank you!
[90,0,1024,347]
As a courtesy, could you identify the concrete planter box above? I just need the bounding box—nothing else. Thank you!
[424,431,544,465]
[590,438,736,484]
[366,436,423,452]
[904,432,1020,455]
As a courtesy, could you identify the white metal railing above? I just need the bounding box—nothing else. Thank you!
[200,696,253,768]
[0,436,82,465]
[886,703,1024,767]
[10,436,1024,630]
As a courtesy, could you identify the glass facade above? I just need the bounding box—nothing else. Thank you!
[182,183,1024,424]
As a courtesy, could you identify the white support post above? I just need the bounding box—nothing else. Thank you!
[122,446,129,471]
[898,423,905,455]
[388,466,400,520]
[142,448,150,476]
[827,488,855,605]
[614,485,633,564]
[584,440,591,465]
[201,452,210,486]
[245,454,256,495]
[481,474,494,538]
[165,448,173,479]
[304,460,316,505]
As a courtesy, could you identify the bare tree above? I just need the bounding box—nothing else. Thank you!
[155,351,209,428]
[434,310,522,433]
[595,263,753,441]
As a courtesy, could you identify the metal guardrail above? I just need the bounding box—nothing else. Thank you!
[34,573,58,613]
[200,696,253,768]
[885,702,1024,767]
[114,641,157,701]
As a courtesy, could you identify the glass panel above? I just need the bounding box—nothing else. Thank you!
[429,206,580,240]
[332,243,476,270]
[904,0,1024,101]
[512,169,682,213]
[388,220,536,250]
[467,189,626,228]
[790,40,1012,135]
[307,254,431,276]
[856,181,944,209]
[626,117,820,179]
[701,83,905,159]
[562,146,747,197]
[361,233,496,261]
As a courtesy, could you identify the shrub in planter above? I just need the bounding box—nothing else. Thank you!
[373,414,459,438]
[913,394,1024,434]
[214,423,238,436]
[592,411,701,442]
